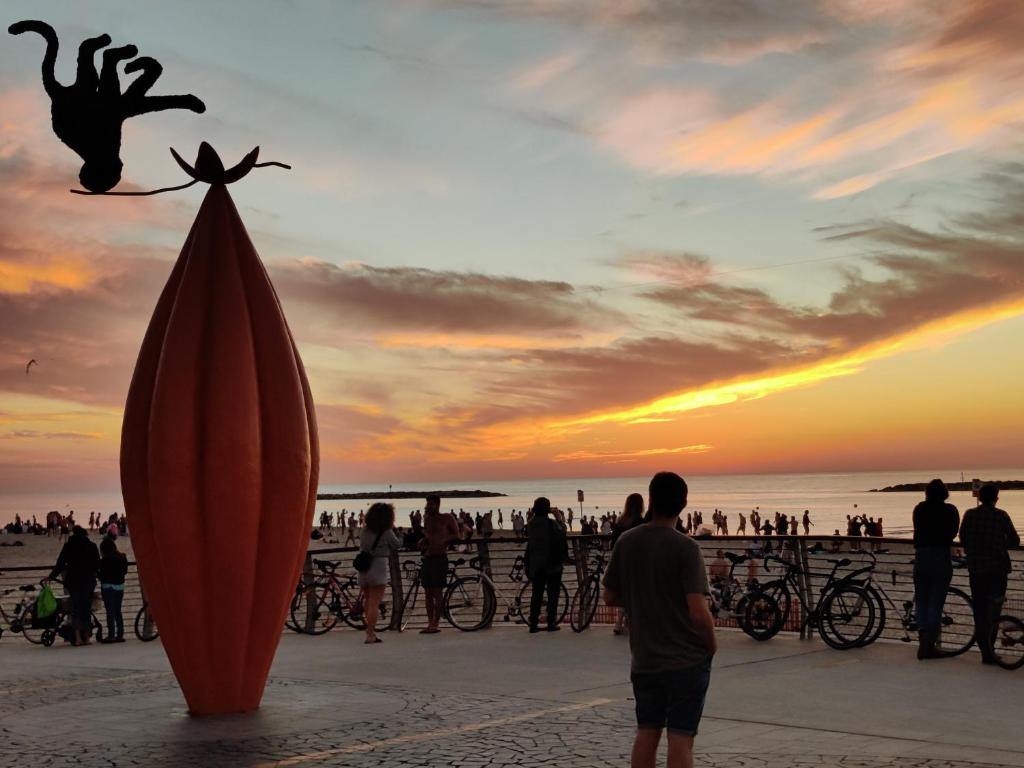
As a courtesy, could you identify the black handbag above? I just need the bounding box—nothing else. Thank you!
[353,530,383,573]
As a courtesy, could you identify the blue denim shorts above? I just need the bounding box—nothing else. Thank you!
[631,660,712,736]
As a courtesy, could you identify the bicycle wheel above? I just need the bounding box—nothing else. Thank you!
[757,580,791,629]
[290,580,340,634]
[990,615,1024,670]
[444,576,496,631]
[134,604,159,641]
[819,584,875,650]
[517,581,570,626]
[569,579,600,632]
[338,583,367,630]
[743,591,782,641]
[859,586,887,647]
[935,586,974,657]
[20,603,60,645]
[400,581,420,631]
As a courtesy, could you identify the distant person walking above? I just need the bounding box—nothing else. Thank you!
[802,510,812,536]
[419,494,460,634]
[358,502,400,644]
[98,536,128,643]
[911,479,959,659]
[48,526,99,646]
[603,472,715,768]
[960,484,1020,664]
[524,497,567,633]
[612,493,646,636]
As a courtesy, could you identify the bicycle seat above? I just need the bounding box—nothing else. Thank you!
[19,584,37,592]
[452,558,466,567]
[826,558,852,567]
[724,552,747,564]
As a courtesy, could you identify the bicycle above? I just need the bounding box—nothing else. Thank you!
[289,559,387,634]
[990,613,1024,670]
[744,553,876,649]
[400,555,468,630]
[846,551,974,655]
[441,554,569,631]
[0,581,39,641]
[570,550,606,632]
[707,552,768,639]
[134,601,159,641]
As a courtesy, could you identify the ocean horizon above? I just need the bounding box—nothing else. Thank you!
[3,467,1023,538]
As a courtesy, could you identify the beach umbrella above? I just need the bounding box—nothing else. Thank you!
[121,143,318,714]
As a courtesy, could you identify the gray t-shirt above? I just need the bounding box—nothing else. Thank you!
[602,523,711,673]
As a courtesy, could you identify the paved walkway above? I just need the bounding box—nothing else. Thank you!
[0,627,1020,767]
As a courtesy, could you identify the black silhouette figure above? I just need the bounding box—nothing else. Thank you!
[8,20,206,193]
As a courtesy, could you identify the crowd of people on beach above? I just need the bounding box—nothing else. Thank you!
[3,510,126,539]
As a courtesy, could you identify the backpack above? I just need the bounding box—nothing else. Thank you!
[353,530,383,573]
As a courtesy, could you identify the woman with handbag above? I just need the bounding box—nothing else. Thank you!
[356,502,400,644]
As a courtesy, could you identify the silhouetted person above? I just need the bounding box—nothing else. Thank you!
[602,472,715,768]
[98,535,128,642]
[912,479,959,659]
[48,526,99,645]
[960,484,1020,664]
[612,493,645,635]
[359,502,400,644]
[419,494,460,634]
[524,497,567,632]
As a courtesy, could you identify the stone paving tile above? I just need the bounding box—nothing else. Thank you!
[0,669,1019,768]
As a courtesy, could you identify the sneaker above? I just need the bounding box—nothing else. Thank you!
[529,625,540,634]
[546,625,561,632]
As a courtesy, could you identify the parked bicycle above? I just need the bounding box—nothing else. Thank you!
[569,550,606,632]
[134,601,159,642]
[0,581,39,641]
[707,552,770,640]
[845,551,974,655]
[744,554,875,649]
[289,559,387,634]
[990,612,1024,670]
[440,554,569,631]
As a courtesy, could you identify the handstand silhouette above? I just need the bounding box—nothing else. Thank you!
[8,20,205,192]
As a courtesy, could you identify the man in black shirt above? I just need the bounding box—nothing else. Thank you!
[960,484,1020,664]
[524,498,567,632]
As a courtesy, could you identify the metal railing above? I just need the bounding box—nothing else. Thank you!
[2,533,1021,643]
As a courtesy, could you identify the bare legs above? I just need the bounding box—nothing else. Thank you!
[631,729,694,768]
[424,587,443,630]
[363,585,385,643]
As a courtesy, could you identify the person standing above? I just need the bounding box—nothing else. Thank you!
[419,494,460,634]
[802,510,812,536]
[498,510,504,530]
[48,526,99,646]
[602,472,715,768]
[524,497,567,633]
[358,503,400,644]
[98,536,128,643]
[612,494,646,636]
[960,483,1020,664]
[911,479,960,659]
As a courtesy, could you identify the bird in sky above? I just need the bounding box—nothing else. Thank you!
[26,359,37,374]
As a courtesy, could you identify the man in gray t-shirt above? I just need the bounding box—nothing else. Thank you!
[603,472,716,768]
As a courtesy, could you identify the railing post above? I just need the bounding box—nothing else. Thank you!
[571,537,589,594]
[795,537,813,640]
[388,549,404,631]
[302,551,316,634]
[475,539,494,579]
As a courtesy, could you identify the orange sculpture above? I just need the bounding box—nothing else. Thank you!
[121,144,318,714]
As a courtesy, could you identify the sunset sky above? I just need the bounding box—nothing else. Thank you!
[2,1,1024,493]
